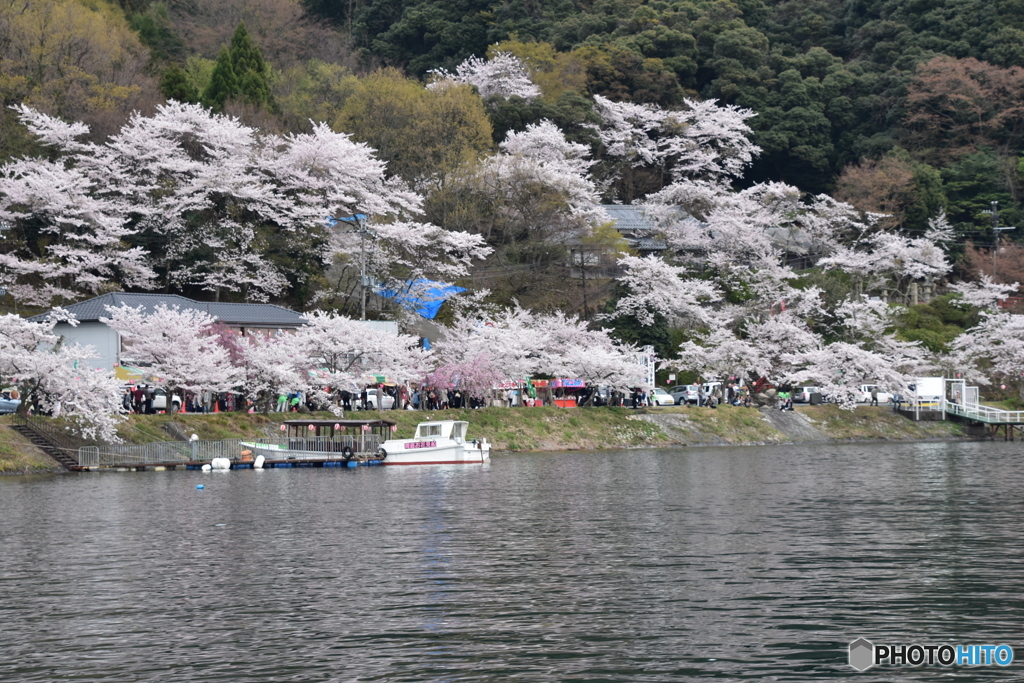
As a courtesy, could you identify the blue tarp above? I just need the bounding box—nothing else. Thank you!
[377,279,466,319]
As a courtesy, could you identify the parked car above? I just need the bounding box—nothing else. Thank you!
[669,384,700,405]
[360,388,395,410]
[0,388,21,414]
[792,386,820,403]
[701,381,723,400]
[650,387,676,406]
[857,385,892,404]
[151,387,182,412]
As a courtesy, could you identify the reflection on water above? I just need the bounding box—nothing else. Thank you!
[1,441,1023,681]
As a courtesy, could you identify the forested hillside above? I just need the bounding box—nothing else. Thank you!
[1,0,1023,315]
[7,0,1024,437]
[4,0,1022,210]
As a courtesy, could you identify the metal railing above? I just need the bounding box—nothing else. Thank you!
[252,434,384,457]
[943,400,1024,424]
[77,439,242,468]
[11,413,95,467]
[76,434,389,468]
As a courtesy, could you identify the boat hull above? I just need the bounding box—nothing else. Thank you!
[377,438,490,466]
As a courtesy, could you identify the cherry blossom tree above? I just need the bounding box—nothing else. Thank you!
[592,94,759,186]
[432,308,544,381]
[784,339,926,409]
[424,353,506,401]
[673,313,822,386]
[433,306,647,394]
[0,311,123,441]
[100,303,241,399]
[0,158,155,306]
[294,311,431,402]
[611,255,722,327]
[949,275,1019,310]
[817,230,951,301]
[4,102,461,306]
[949,311,1024,398]
[473,120,604,223]
[236,332,311,413]
[428,52,541,101]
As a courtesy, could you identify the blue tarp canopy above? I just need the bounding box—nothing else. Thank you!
[377,279,466,319]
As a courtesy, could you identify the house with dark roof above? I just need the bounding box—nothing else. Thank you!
[30,293,308,372]
[601,205,668,256]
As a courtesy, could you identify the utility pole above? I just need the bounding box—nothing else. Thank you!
[0,222,11,309]
[359,222,367,320]
[982,201,1015,272]
[338,213,370,320]
[571,247,590,321]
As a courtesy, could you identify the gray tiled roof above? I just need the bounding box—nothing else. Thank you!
[631,237,668,251]
[29,293,307,327]
[601,204,656,233]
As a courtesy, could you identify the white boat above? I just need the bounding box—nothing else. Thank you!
[236,418,489,468]
[377,420,490,465]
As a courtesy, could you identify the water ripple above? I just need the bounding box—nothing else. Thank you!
[2,441,1022,681]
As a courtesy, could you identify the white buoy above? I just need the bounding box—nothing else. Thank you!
[201,463,212,472]
[253,454,265,469]
[211,457,231,470]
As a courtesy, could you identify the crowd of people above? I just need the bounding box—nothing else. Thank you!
[120,379,795,415]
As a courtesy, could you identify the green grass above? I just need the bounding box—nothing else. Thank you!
[0,421,62,473]
[798,404,966,440]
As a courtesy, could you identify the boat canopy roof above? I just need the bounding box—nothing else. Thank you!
[282,418,397,428]
[413,420,469,439]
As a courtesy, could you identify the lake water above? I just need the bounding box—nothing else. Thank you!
[1,441,1022,681]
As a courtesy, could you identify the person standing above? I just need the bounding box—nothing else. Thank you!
[870,387,879,406]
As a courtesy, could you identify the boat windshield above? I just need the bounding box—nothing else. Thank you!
[417,424,443,437]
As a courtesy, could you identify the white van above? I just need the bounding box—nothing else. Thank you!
[858,385,892,404]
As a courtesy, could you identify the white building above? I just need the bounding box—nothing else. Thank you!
[29,293,309,372]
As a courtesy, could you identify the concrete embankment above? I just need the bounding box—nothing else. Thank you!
[1,404,971,473]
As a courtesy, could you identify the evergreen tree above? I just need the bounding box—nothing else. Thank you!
[201,47,238,112]
[229,23,272,108]
[160,65,200,104]
[199,24,272,112]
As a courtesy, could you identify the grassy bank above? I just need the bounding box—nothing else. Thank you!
[128,404,926,450]
[1,404,971,473]
[0,421,63,474]
[796,404,965,441]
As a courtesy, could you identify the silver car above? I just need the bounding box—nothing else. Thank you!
[0,390,21,414]
[669,384,699,404]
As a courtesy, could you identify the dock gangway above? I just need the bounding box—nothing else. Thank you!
[941,379,1024,440]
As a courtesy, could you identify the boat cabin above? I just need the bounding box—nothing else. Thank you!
[281,418,396,438]
[278,418,397,455]
[414,420,468,444]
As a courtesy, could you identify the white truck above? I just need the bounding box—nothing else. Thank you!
[908,377,944,405]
